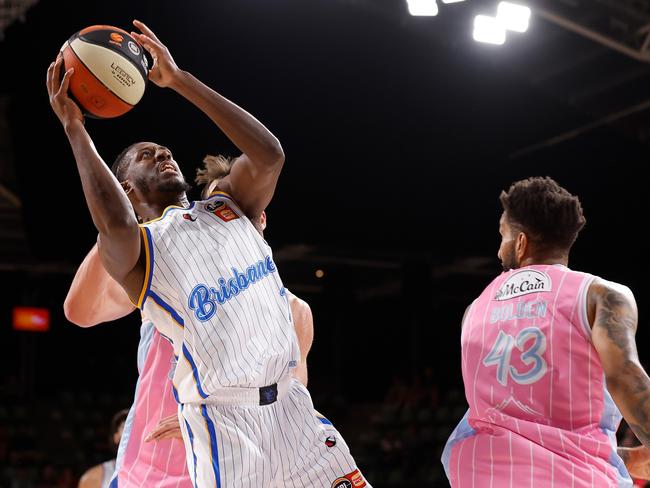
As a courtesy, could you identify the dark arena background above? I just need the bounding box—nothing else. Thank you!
[1,0,649,486]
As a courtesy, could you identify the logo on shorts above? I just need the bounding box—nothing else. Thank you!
[128,41,140,55]
[331,481,352,488]
[325,435,336,448]
[331,470,366,488]
[494,269,552,301]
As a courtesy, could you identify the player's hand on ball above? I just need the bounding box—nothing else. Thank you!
[145,414,183,442]
[46,55,84,128]
[131,20,180,89]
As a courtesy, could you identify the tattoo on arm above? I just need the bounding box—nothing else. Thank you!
[594,285,650,448]
[597,289,636,351]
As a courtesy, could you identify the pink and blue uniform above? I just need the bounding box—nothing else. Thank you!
[443,264,632,487]
[110,320,191,487]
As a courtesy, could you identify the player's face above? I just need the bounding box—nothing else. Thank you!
[497,213,519,271]
[126,142,189,194]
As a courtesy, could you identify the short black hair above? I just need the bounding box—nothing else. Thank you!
[500,177,586,251]
[111,144,138,181]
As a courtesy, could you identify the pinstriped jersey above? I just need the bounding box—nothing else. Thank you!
[137,191,300,404]
[443,265,632,487]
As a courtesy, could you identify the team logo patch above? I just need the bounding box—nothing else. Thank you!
[495,269,552,301]
[204,200,225,212]
[331,470,366,488]
[325,435,337,448]
[214,205,239,222]
[182,213,197,222]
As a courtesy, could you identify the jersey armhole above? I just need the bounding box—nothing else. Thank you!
[576,274,596,342]
[130,226,154,310]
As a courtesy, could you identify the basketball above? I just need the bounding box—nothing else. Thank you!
[60,25,149,119]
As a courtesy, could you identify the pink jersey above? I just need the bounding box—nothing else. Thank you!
[110,320,191,488]
[443,264,632,487]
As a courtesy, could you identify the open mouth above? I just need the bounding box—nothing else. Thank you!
[159,163,177,175]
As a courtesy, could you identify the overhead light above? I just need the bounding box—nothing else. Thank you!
[497,2,531,33]
[441,0,465,3]
[406,0,439,16]
[473,15,506,45]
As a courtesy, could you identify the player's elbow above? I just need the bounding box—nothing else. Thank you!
[63,297,98,328]
[261,138,285,168]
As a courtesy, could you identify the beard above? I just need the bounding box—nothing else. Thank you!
[157,178,191,193]
[501,244,518,272]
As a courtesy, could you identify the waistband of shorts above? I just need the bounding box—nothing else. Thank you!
[198,375,292,406]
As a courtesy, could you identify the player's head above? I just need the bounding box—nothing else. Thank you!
[112,142,190,206]
[196,155,267,234]
[110,409,129,451]
[196,154,233,199]
[497,177,586,271]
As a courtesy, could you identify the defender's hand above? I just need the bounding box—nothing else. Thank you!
[131,20,180,89]
[145,414,183,442]
[46,55,84,129]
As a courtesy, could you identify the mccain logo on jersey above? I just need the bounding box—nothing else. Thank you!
[494,269,552,301]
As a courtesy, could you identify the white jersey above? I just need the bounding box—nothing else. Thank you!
[100,459,116,488]
[137,191,300,404]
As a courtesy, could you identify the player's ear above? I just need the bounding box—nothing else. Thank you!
[515,231,528,262]
[121,180,133,195]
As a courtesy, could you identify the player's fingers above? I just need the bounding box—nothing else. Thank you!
[133,20,161,44]
[151,428,183,441]
[46,61,55,95]
[51,56,64,94]
[57,68,74,97]
[131,33,162,54]
[145,425,175,441]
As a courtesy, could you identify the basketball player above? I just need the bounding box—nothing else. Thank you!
[443,177,650,487]
[48,19,367,488]
[64,157,315,486]
[78,410,128,488]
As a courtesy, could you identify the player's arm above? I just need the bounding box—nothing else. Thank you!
[64,244,136,327]
[130,20,284,219]
[47,56,144,302]
[77,464,102,488]
[590,279,650,449]
[618,445,650,480]
[289,293,314,387]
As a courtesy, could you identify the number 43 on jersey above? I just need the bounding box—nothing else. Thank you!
[483,327,548,386]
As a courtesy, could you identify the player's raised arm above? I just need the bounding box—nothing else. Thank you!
[64,245,136,327]
[130,20,284,219]
[590,279,650,449]
[47,56,144,302]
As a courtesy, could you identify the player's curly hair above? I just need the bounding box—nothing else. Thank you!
[500,177,586,251]
[195,154,233,186]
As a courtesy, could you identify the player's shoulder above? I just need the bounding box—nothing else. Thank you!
[78,463,103,488]
[588,277,636,308]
